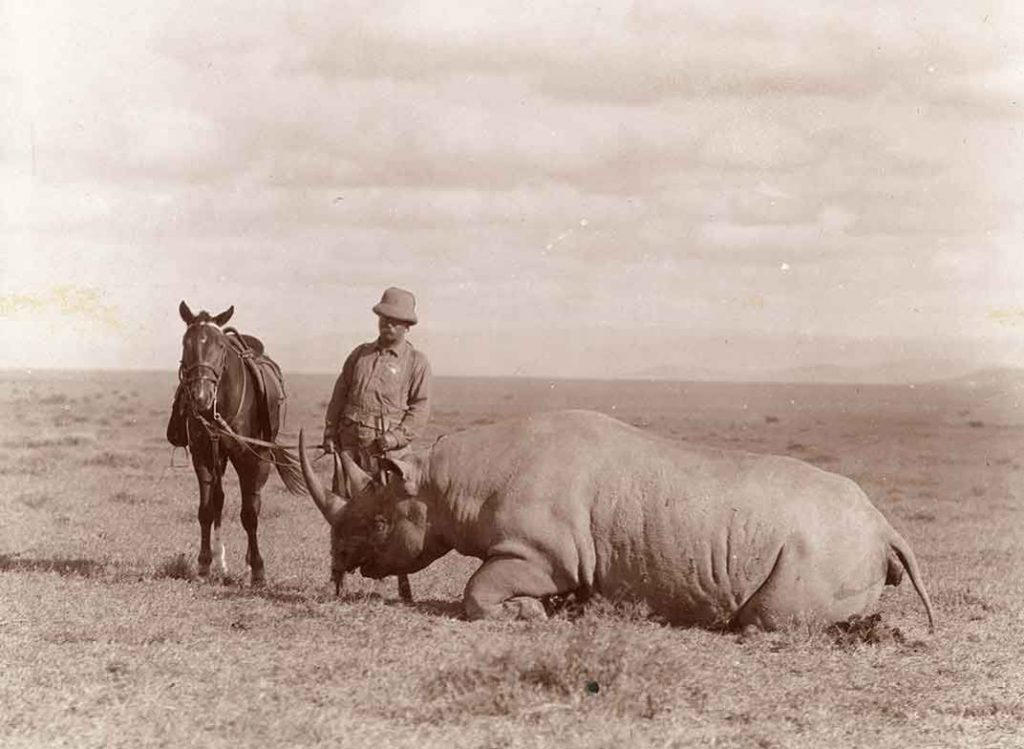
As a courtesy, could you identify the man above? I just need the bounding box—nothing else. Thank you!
[322,287,431,600]
[323,286,431,469]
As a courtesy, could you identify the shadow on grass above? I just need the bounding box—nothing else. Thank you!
[392,597,464,620]
[0,553,105,577]
[213,586,316,605]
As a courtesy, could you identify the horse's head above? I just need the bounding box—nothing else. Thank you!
[178,301,234,414]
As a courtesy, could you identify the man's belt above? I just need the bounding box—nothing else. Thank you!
[340,406,405,430]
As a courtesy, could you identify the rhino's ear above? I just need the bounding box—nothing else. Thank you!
[382,457,420,496]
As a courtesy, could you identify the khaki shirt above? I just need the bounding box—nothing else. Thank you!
[324,339,431,450]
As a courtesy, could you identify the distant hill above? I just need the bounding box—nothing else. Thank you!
[766,360,981,385]
[932,367,1024,391]
[628,364,763,383]
[631,359,987,385]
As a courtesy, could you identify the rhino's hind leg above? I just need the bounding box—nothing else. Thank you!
[729,545,791,631]
[729,543,833,631]
[464,557,560,621]
[730,542,886,631]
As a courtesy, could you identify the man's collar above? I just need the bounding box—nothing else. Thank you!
[374,338,409,356]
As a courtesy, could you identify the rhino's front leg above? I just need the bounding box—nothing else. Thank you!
[463,557,559,621]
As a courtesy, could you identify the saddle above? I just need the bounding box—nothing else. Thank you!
[224,329,284,442]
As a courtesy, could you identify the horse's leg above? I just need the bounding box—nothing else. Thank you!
[238,454,271,586]
[193,457,216,579]
[210,455,229,578]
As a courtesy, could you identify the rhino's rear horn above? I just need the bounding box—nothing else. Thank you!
[340,451,372,496]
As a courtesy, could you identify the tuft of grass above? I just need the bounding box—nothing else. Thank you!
[546,592,656,624]
[418,616,674,721]
[82,451,143,469]
[110,490,146,506]
[825,613,905,648]
[154,553,194,581]
[0,454,49,476]
[17,491,51,509]
[743,613,921,654]
[938,585,1000,613]
[3,433,97,449]
[424,624,627,717]
[0,554,105,577]
[765,415,780,424]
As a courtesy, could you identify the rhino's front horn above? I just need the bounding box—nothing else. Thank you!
[298,429,348,525]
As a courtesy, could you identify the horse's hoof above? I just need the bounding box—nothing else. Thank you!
[250,570,266,587]
[197,565,211,579]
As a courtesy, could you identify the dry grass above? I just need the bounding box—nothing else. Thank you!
[1,369,1022,748]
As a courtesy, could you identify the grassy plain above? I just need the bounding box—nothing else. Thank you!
[1,369,1022,748]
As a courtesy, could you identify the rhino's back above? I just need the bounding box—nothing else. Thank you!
[429,410,893,624]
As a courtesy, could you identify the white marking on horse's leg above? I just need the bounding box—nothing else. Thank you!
[213,527,228,576]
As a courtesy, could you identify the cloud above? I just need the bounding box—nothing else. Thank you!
[5,0,1023,374]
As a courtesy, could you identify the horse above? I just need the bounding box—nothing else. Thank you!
[175,301,304,584]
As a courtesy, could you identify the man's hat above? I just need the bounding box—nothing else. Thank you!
[372,287,418,325]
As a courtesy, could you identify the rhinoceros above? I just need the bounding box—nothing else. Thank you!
[298,409,935,631]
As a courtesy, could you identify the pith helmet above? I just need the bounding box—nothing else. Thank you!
[372,287,418,325]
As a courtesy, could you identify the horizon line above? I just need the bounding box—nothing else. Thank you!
[0,365,1013,387]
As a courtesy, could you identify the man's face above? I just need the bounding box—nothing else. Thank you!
[377,315,409,346]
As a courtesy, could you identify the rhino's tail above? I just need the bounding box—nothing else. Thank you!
[888,530,936,633]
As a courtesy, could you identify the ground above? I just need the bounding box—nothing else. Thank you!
[1,369,1022,748]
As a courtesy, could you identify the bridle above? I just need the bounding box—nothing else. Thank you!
[179,320,245,424]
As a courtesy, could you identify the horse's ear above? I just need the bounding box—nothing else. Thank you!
[179,301,195,324]
[213,306,234,326]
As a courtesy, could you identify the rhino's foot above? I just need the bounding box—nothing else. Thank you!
[466,595,549,621]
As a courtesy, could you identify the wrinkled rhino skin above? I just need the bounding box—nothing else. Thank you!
[299,410,935,631]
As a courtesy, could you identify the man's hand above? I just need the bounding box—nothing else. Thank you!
[372,432,398,454]
[322,427,335,454]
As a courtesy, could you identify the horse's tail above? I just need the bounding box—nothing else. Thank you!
[271,445,307,495]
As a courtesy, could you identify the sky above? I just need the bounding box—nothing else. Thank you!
[3,1,1023,380]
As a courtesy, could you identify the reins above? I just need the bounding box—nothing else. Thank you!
[194,411,325,456]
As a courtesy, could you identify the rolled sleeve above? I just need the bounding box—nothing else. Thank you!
[324,348,360,430]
